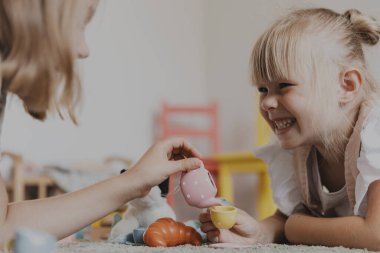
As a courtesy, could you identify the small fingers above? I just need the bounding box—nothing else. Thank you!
[199,212,218,234]
[163,137,203,158]
[200,221,217,233]
[169,157,203,174]
[207,230,220,243]
[199,212,211,223]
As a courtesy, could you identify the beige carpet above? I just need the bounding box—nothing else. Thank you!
[55,242,375,253]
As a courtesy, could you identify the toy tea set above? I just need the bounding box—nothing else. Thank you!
[139,165,249,248]
[3,165,246,252]
[179,165,237,229]
[4,166,246,251]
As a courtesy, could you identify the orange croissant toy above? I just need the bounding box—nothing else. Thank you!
[143,217,202,247]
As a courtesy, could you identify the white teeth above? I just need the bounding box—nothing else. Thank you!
[274,119,295,130]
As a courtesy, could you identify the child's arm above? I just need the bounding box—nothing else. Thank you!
[260,210,288,243]
[285,180,380,251]
[200,208,287,244]
[0,137,203,246]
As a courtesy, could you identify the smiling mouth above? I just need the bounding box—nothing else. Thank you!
[274,118,296,131]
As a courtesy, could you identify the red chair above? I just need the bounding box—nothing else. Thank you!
[158,102,220,206]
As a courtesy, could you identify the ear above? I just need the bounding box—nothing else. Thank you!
[339,69,363,105]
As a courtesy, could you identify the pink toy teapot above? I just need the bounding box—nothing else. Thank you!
[180,166,221,208]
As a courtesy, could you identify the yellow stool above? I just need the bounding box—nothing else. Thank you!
[213,152,276,220]
[213,109,276,220]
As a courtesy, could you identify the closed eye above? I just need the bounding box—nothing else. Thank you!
[278,83,292,89]
[257,87,268,93]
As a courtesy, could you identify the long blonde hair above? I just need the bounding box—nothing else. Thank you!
[250,8,380,154]
[0,0,82,123]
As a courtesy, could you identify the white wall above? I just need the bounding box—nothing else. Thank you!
[2,0,380,167]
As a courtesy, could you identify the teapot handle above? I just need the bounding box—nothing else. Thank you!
[207,171,217,190]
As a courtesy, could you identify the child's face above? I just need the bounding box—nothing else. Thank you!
[258,79,320,149]
[75,0,98,59]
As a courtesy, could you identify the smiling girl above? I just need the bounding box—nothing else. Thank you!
[200,7,380,250]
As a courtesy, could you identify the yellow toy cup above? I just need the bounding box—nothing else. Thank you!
[210,206,237,229]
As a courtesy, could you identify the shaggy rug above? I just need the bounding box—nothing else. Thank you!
[55,242,375,253]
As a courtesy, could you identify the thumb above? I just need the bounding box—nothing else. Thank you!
[235,208,253,227]
[235,209,251,225]
[231,209,259,236]
[168,157,203,174]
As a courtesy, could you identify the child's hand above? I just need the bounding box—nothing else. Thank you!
[126,137,203,197]
[199,208,267,244]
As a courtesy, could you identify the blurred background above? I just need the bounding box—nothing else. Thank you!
[3,0,380,164]
[1,0,380,240]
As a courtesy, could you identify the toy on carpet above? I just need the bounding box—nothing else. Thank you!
[143,217,202,247]
[108,165,238,248]
[180,165,246,248]
[108,186,176,243]
[4,228,57,253]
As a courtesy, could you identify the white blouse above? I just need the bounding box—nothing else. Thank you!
[254,104,380,217]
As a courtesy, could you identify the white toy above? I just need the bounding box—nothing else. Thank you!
[108,186,176,243]
[11,228,57,253]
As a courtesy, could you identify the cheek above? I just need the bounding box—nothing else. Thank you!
[258,100,271,122]
[282,95,306,118]
[282,94,315,129]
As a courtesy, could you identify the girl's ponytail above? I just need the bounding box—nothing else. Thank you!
[342,9,380,46]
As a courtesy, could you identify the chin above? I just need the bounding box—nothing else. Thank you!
[278,140,302,150]
[279,144,296,150]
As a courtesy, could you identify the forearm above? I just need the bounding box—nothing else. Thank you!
[285,214,379,250]
[259,210,287,243]
[0,137,203,246]
[0,170,142,243]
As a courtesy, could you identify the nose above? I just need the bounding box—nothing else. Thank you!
[77,42,90,59]
[260,94,278,111]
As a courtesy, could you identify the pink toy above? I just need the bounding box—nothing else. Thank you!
[180,166,221,208]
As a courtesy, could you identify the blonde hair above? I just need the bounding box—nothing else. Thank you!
[0,0,83,123]
[250,8,380,154]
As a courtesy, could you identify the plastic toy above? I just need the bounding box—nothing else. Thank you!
[9,228,57,253]
[108,186,175,243]
[180,166,221,208]
[143,217,202,247]
[210,205,237,229]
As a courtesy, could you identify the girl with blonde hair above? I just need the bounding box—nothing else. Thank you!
[0,0,203,246]
[200,7,380,250]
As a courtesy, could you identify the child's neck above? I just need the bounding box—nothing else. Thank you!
[315,149,345,192]
[314,104,361,191]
